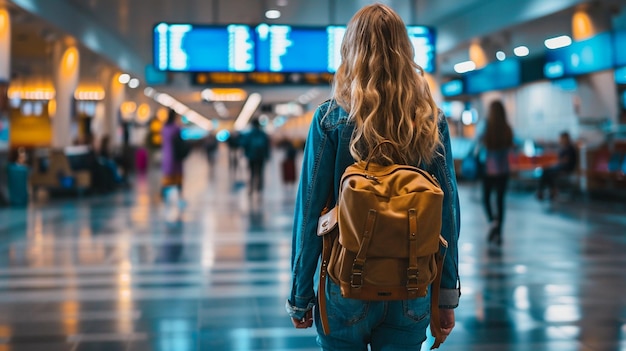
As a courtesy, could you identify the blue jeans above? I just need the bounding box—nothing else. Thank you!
[315,279,431,351]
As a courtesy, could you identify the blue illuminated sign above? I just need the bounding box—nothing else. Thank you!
[465,59,521,94]
[616,66,626,85]
[615,30,626,67]
[153,23,435,74]
[441,80,463,96]
[407,26,436,73]
[545,32,613,77]
[153,23,255,72]
[544,61,565,78]
[255,25,345,73]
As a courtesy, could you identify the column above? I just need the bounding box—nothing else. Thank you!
[0,7,10,82]
[52,41,80,148]
[106,71,125,151]
[0,7,10,204]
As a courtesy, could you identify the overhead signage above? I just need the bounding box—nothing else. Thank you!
[441,79,463,97]
[255,25,346,73]
[544,32,613,78]
[192,72,334,86]
[465,59,521,94]
[154,23,255,72]
[614,30,626,67]
[154,23,436,75]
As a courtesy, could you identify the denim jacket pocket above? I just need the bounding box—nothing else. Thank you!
[326,278,369,326]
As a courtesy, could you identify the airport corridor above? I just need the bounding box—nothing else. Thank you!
[0,149,625,351]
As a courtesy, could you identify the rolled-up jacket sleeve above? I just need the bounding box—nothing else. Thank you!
[431,113,462,309]
[287,104,336,319]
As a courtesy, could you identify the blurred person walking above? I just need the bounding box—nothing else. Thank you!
[160,110,188,206]
[480,100,514,246]
[286,4,460,350]
[242,118,270,196]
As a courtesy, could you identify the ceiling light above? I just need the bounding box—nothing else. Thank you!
[265,10,281,19]
[118,73,131,84]
[201,88,247,102]
[128,78,140,89]
[496,51,506,61]
[513,46,529,57]
[277,0,288,6]
[544,35,572,49]
[234,93,262,131]
[453,61,476,74]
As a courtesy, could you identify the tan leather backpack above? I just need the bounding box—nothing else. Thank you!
[317,141,448,348]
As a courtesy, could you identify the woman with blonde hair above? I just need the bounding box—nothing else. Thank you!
[287,4,460,350]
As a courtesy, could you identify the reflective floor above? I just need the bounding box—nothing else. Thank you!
[0,149,625,351]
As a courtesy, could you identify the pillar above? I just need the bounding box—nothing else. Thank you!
[0,6,10,204]
[99,68,125,152]
[0,7,10,82]
[51,41,80,148]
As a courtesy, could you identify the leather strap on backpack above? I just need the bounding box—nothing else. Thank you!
[317,199,337,336]
[318,231,333,335]
[429,239,448,350]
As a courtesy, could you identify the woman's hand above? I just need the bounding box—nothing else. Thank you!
[291,309,313,328]
[438,308,456,341]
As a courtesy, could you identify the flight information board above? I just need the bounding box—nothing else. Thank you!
[545,32,613,77]
[255,24,346,73]
[153,23,255,72]
[407,26,436,73]
[153,23,435,75]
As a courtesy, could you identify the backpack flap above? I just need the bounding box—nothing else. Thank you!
[317,206,338,236]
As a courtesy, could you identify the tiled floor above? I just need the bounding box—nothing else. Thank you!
[0,148,625,351]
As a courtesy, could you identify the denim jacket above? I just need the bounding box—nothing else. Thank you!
[287,101,461,319]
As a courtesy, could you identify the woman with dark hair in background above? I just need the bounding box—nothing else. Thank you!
[481,100,514,246]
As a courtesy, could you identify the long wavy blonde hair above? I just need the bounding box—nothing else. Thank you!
[332,4,440,165]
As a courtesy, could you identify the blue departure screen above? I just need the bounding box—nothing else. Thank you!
[614,30,626,67]
[441,79,463,96]
[255,25,346,73]
[465,59,520,94]
[153,23,255,72]
[327,25,436,73]
[407,26,436,73]
[545,32,613,77]
[153,23,435,74]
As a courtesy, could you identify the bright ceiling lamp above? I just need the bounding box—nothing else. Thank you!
[544,35,572,49]
[496,51,506,61]
[265,10,281,19]
[234,93,262,131]
[454,60,476,74]
[513,46,529,57]
[128,78,140,89]
[118,73,131,84]
[201,88,247,102]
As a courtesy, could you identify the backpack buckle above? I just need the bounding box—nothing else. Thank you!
[351,272,363,288]
[406,268,419,290]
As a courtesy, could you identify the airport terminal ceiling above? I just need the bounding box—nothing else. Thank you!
[4,0,626,120]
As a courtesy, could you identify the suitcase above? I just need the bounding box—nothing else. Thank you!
[7,164,29,206]
[281,159,296,183]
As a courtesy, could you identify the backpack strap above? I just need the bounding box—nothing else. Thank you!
[364,140,399,171]
[318,228,334,335]
[406,209,420,298]
[349,209,377,294]
[429,237,448,349]
[317,201,337,336]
